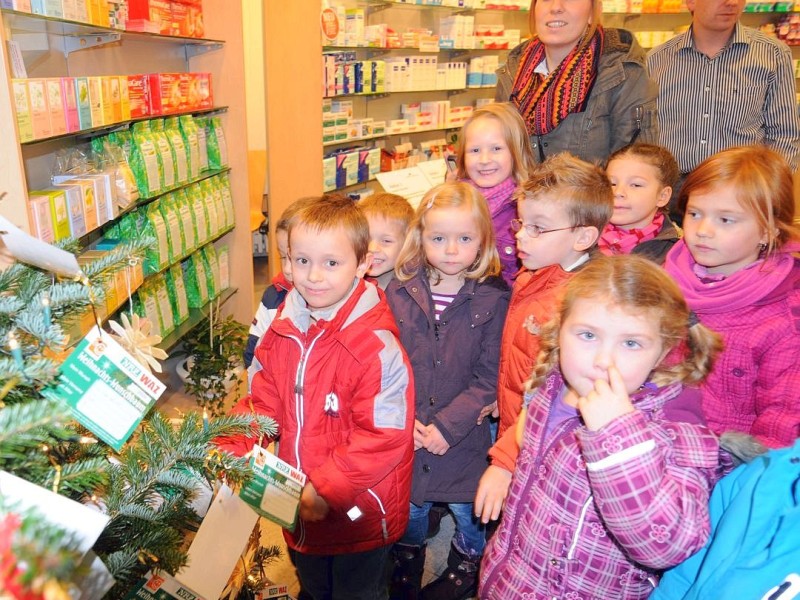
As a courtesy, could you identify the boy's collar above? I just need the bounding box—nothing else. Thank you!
[563,252,590,272]
[289,279,361,332]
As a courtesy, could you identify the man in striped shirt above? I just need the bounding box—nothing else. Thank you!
[647,0,800,221]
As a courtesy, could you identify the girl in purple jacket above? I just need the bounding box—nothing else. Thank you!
[453,102,536,286]
[386,182,510,600]
[479,255,723,599]
[665,145,800,449]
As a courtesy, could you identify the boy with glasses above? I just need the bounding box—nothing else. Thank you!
[475,153,613,521]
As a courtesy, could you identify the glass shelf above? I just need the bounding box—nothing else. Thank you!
[324,124,459,147]
[21,106,228,146]
[1,9,225,49]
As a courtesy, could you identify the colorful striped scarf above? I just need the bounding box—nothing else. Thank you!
[511,27,604,136]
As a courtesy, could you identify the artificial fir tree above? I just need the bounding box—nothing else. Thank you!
[0,239,276,599]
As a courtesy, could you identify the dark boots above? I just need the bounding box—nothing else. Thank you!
[389,543,427,600]
[426,504,449,539]
[420,542,479,600]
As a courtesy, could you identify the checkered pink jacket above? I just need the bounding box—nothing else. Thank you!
[479,370,721,599]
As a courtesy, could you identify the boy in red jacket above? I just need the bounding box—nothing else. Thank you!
[217,195,415,600]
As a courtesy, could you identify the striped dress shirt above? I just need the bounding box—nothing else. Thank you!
[647,23,800,172]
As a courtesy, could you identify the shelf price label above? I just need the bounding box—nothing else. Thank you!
[43,326,166,451]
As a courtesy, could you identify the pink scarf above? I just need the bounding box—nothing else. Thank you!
[469,177,518,217]
[598,212,664,255]
[664,239,800,313]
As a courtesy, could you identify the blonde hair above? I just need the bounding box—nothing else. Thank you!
[456,102,536,184]
[679,146,800,255]
[287,194,370,263]
[515,152,613,233]
[395,182,501,283]
[526,255,722,393]
[529,0,602,52]
[607,143,680,189]
[276,196,319,233]
[358,192,415,233]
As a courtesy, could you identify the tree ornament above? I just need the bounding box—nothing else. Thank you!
[107,313,168,373]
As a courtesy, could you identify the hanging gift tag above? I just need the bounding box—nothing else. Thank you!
[43,326,166,451]
[239,445,307,531]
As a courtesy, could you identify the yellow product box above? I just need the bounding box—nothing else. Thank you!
[55,178,98,233]
[109,76,122,123]
[11,80,34,143]
[27,79,52,140]
[100,76,114,125]
[29,189,70,241]
[28,194,55,243]
[87,76,104,127]
[46,78,68,136]
[118,75,131,121]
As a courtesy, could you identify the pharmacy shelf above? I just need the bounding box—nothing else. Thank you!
[1,9,224,56]
[326,86,494,99]
[361,1,529,13]
[20,106,228,146]
[157,286,238,353]
[147,225,236,280]
[323,124,458,147]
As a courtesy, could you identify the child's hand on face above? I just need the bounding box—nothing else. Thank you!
[299,482,329,522]
[413,419,428,451]
[577,365,635,432]
[424,424,450,455]
[474,465,513,524]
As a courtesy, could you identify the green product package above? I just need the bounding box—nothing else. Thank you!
[204,116,221,171]
[211,116,229,168]
[182,252,210,308]
[179,115,201,180]
[201,244,220,299]
[194,116,210,172]
[165,264,190,325]
[207,177,228,232]
[173,189,197,254]
[165,116,190,186]
[199,179,221,239]
[186,182,210,245]
[216,244,231,291]
[131,121,163,198]
[108,129,135,161]
[217,173,235,230]
[144,202,170,275]
[150,118,177,191]
[136,282,166,337]
[151,274,175,335]
[158,194,185,263]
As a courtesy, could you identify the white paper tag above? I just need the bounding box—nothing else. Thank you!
[0,215,81,278]
[239,445,307,531]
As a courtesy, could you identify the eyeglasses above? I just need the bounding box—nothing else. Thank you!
[510,219,580,238]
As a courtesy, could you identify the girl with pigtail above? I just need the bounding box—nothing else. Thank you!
[477,254,725,600]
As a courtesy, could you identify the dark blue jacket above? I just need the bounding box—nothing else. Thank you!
[386,268,509,505]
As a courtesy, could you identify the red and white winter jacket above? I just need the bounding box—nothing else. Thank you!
[217,280,415,555]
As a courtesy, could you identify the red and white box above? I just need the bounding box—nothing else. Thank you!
[147,72,183,114]
[127,0,172,34]
[126,74,151,118]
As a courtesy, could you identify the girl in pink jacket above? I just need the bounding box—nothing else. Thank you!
[665,145,800,448]
[479,255,723,599]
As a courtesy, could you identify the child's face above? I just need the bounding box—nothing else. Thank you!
[463,117,514,188]
[607,156,670,230]
[289,224,370,312]
[683,183,767,276]
[277,229,292,283]
[422,206,481,285]
[366,215,405,278]
[515,197,592,270]
[559,299,667,398]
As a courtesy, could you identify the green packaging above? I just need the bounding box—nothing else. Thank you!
[144,202,170,274]
[179,115,201,180]
[173,189,197,254]
[201,244,220,299]
[130,121,162,198]
[186,183,210,245]
[136,282,166,337]
[151,274,175,335]
[150,118,176,191]
[216,245,230,291]
[183,252,210,308]
[158,193,185,263]
[165,264,190,324]
[194,116,210,171]
[165,116,190,186]
[217,173,235,230]
[199,179,221,239]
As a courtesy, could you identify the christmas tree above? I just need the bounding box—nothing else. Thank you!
[0,236,275,599]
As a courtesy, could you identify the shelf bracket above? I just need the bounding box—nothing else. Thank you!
[185,42,224,60]
[365,92,391,101]
[365,1,392,15]
[63,32,121,56]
